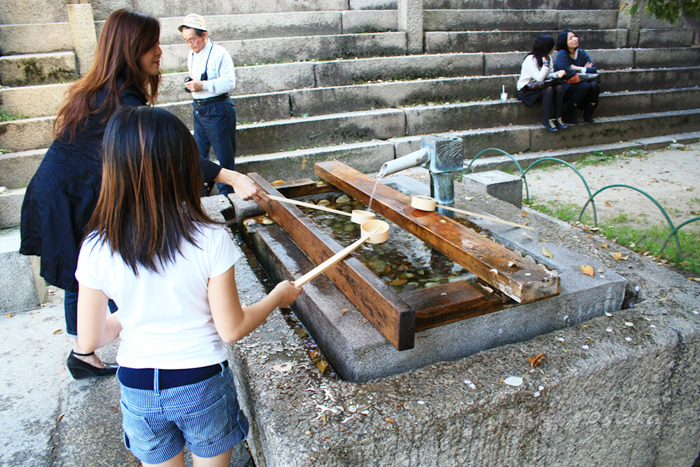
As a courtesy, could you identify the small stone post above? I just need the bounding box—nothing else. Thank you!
[66,0,97,76]
[398,0,423,54]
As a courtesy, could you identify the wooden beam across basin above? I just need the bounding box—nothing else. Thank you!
[315,161,560,303]
[249,173,417,350]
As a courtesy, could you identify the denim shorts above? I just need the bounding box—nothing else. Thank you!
[118,366,249,464]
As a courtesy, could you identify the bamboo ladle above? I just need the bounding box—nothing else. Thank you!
[267,194,375,224]
[293,219,390,287]
[410,195,534,231]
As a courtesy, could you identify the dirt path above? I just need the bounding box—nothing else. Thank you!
[524,142,700,232]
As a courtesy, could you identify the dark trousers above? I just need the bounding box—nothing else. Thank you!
[65,290,117,337]
[564,81,600,118]
[193,98,237,195]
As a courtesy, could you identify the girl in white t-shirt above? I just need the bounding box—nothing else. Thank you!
[75,106,300,467]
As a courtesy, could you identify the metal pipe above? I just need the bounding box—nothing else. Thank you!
[378,148,430,178]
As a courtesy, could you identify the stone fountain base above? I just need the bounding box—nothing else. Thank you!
[237,176,626,382]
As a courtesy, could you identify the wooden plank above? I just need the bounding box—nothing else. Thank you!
[249,173,416,350]
[402,281,507,331]
[315,161,560,303]
[271,178,338,198]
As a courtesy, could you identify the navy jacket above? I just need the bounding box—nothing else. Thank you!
[20,84,221,292]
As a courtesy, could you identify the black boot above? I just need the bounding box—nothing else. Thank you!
[561,102,578,124]
[583,102,596,123]
[66,350,118,379]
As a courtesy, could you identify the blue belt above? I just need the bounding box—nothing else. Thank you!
[117,361,228,390]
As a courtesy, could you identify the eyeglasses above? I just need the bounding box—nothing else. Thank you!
[183,37,200,45]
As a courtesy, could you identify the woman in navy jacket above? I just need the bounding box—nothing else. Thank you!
[20,9,262,379]
[554,30,601,123]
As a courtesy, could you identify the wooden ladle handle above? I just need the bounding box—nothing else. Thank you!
[293,220,389,287]
[293,236,368,287]
[268,194,351,217]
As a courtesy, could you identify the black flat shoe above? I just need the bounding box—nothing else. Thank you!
[67,351,118,380]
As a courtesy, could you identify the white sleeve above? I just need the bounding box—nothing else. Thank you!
[205,46,236,95]
[209,227,242,278]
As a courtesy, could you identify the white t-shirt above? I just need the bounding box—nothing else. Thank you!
[75,224,241,369]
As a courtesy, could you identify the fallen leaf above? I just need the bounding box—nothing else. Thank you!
[527,353,545,369]
[5,314,12,319]
[522,211,529,217]
[389,278,407,286]
[385,417,396,424]
[271,180,286,186]
[504,376,523,387]
[507,261,516,267]
[598,266,605,273]
[315,360,328,373]
[57,413,65,422]
[301,156,306,170]
[601,243,609,249]
[489,268,499,275]
[580,265,594,277]
[605,200,612,207]
[53,329,63,335]
[613,252,623,261]
[542,247,553,258]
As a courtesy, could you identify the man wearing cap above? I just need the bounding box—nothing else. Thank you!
[179,13,237,195]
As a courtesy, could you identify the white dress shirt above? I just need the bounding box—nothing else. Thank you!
[188,39,236,99]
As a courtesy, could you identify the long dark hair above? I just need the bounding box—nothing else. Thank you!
[87,106,215,275]
[528,35,555,69]
[557,30,575,52]
[54,9,161,141]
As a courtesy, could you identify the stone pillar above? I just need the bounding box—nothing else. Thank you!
[66,0,97,76]
[617,0,642,48]
[398,0,423,54]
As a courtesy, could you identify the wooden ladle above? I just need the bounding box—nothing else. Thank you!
[268,194,375,224]
[293,219,390,287]
[410,195,534,230]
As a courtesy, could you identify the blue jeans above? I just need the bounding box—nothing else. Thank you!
[119,366,248,464]
[193,98,237,195]
[64,289,117,337]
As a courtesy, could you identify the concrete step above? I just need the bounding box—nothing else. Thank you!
[4,46,698,119]
[160,31,408,70]
[426,28,629,53]
[424,9,619,31]
[233,110,700,182]
[91,0,350,20]
[233,90,700,157]
[0,22,73,56]
[157,10,397,45]
[3,82,697,156]
[424,0,619,9]
[0,51,77,87]
[0,227,46,313]
[0,187,24,230]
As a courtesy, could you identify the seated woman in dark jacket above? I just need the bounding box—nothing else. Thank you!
[554,30,601,123]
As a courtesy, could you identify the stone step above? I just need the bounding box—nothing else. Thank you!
[91,0,351,20]
[0,227,46,313]
[3,73,698,155]
[424,0,619,9]
[1,111,698,229]
[0,187,24,230]
[426,28,630,53]
[233,109,700,182]
[4,46,698,119]
[160,31,408,70]
[233,89,700,157]
[0,51,77,87]
[424,9,619,31]
[156,10,397,45]
[0,22,73,55]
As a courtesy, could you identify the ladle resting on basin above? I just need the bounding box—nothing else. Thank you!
[268,194,375,224]
[293,219,390,287]
[411,195,534,230]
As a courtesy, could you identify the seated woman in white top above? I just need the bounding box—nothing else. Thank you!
[516,34,568,133]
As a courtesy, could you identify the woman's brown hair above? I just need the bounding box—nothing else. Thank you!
[54,9,161,141]
[88,106,215,274]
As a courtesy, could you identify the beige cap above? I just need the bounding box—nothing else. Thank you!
[178,13,207,32]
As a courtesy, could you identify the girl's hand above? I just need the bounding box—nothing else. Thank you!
[273,280,302,307]
[557,70,566,78]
